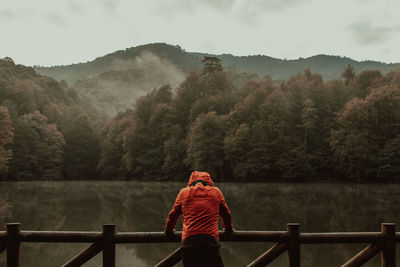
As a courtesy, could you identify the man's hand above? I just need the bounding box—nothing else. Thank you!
[223,228,234,234]
[165,229,175,236]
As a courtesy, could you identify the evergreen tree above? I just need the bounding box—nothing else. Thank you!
[162,124,188,180]
[379,135,400,179]
[186,112,226,180]
[301,99,319,154]
[64,113,100,179]
[341,64,355,85]
[201,57,223,75]
[98,109,133,179]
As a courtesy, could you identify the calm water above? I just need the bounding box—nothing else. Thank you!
[0,181,399,267]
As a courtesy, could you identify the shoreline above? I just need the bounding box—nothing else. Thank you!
[0,177,398,184]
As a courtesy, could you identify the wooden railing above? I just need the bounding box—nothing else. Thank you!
[0,223,399,266]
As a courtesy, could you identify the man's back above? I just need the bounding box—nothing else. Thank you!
[165,171,233,267]
[179,183,227,240]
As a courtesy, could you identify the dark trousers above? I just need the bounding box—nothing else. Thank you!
[182,246,224,267]
[181,235,224,267]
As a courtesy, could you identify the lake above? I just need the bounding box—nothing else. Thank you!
[0,181,399,266]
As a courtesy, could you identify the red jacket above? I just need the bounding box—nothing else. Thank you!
[165,171,233,241]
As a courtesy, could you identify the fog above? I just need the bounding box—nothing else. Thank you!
[74,51,186,116]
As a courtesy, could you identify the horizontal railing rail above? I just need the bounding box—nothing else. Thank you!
[3,231,395,243]
[0,223,398,267]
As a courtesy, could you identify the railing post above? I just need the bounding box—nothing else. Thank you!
[287,223,300,267]
[102,224,116,267]
[7,223,21,267]
[381,223,395,267]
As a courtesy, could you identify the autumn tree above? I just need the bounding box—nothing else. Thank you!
[331,85,400,181]
[189,74,236,122]
[0,106,13,176]
[225,85,292,180]
[351,70,383,98]
[9,111,65,180]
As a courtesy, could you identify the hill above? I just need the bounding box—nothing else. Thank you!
[36,43,400,83]
[34,43,400,116]
[35,43,201,84]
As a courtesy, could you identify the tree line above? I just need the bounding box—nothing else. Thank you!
[98,62,400,182]
[1,57,400,182]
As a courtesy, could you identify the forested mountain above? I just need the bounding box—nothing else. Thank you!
[0,58,106,180]
[36,43,400,83]
[35,43,399,116]
[2,45,400,182]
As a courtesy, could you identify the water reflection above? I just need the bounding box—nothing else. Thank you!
[0,181,399,266]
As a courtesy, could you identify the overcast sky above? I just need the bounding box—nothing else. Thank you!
[1,0,399,66]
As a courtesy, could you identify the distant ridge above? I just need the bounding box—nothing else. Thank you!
[35,43,400,83]
[189,52,400,81]
[33,43,400,116]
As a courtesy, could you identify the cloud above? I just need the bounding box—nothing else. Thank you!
[235,0,309,24]
[240,0,307,13]
[67,0,119,16]
[68,1,86,15]
[81,51,186,116]
[154,0,309,23]
[0,9,16,20]
[153,0,233,17]
[347,20,400,45]
[100,0,120,11]
[1,7,68,27]
[46,13,68,27]
[202,0,233,11]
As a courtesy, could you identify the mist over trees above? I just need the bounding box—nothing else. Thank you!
[2,47,400,182]
[73,52,187,116]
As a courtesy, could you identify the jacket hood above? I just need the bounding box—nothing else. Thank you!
[187,171,214,187]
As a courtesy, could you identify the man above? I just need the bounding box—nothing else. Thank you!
[165,171,233,267]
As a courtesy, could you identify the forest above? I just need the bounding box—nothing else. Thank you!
[1,53,400,182]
